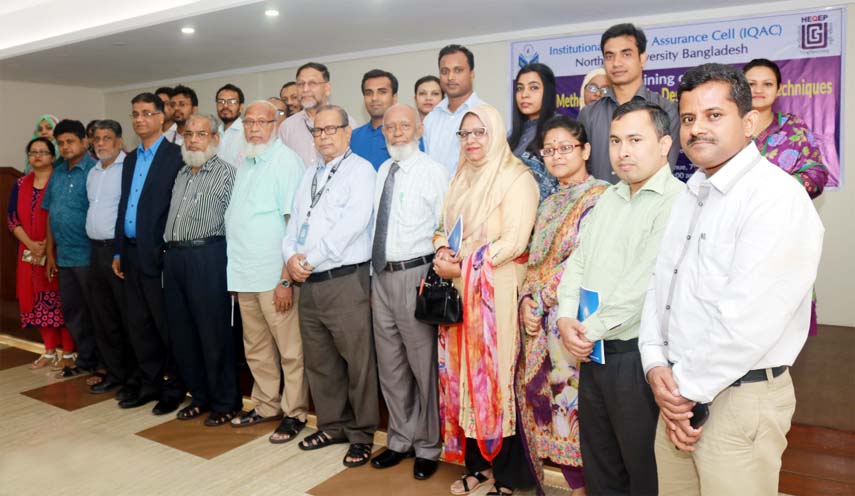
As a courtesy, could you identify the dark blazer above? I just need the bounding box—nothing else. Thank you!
[114,137,182,277]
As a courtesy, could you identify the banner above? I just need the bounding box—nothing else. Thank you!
[510,8,845,186]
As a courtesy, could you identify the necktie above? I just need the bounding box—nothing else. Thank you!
[372,162,400,273]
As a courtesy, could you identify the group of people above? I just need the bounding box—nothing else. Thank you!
[11,21,826,496]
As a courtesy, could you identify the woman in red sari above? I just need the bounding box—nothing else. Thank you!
[8,138,72,369]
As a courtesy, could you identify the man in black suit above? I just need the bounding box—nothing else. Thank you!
[111,92,185,414]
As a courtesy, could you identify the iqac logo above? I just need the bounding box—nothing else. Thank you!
[518,44,539,68]
[801,14,829,49]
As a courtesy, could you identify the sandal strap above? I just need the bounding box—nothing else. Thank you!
[460,472,489,492]
[346,443,372,458]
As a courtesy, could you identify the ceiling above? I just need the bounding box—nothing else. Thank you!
[0,0,787,89]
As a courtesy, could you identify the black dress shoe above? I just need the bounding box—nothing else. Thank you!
[89,378,121,394]
[118,392,158,409]
[413,457,438,480]
[152,397,183,415]
[115,386,139,402]
[370,448,414,469]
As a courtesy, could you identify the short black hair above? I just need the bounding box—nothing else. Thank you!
[86,120,99,135]
[53,119,86,140]
[281,81,296,91]
[612,100,671,139]
[27,137,55,157]
[172,85,199,106]
[131,92,164,112]
[678,63,753,117]
[297,62,330,82]
[438,44,474,70]
[216,83,245,104]
[361,69,399,94]
[155,86,174,98]
[93,119,123,138]
[601,23,647,55]
[742,58,782,87]
[414,75,443,96]
[314,105,349,127]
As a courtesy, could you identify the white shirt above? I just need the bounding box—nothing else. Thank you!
[372,150,448,262]
[639,143,824,403]
[422,92,483,176]
[163,122,178,143]
[85,151,125,240]
[282,150,376,272]
[217,116,244,169]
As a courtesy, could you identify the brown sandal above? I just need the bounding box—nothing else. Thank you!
[31,353,56,369]
[450,471,492,495]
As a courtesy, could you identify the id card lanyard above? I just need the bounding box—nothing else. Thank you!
[297,149,351,246]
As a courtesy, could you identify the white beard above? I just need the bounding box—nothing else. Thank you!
[181,143,218,167]
[387,141,419,162]
[241,140,271,159]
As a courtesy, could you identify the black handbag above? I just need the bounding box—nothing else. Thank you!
[415,264,462,325]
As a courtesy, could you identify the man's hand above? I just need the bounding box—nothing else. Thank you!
[667,417,703,452]
[521,297,541,335]
[112,257,125,279]
[287,254,312,282]
[46,256,58,281]
[647,366,694,424]
[557,317,593,361]
[273,284,293,313]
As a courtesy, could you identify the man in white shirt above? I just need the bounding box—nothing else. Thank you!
[215,83,245,168]
[85,120,133,394]
[422,44,483,176]
[367,104,448,480]
[156,87,178,143]
[639,63,824,496]
[282,105,378,468]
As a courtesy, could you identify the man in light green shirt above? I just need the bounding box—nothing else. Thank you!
[556,100,684,495]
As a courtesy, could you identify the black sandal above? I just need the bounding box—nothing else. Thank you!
[204,410,237,427]
[298,430,348,451]
[451,471,491,495]
[269,416,306,444]
[486,481,514,495]
[55,366,82,378]
[342,442,372,467]
[229,409,283,428]
[176,404,209,420]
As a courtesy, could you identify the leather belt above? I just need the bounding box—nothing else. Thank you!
[306,261,367,283]
[384,254,434,273]
[603,338,638,354]
[732,366,788,387]
[166,236,225,249]
[90,238,115,247]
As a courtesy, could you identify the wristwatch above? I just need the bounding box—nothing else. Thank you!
[279,279,292,288]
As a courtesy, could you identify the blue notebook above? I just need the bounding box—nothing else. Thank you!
[447,216,463,255]
[578,287,605,364]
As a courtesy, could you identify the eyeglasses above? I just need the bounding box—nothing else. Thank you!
[310,124,347,137]
[384,122,413,133]
[182,131,212,139]
[296,80,323,89]
[585,84,609,96]
[130,111,163,119]
[216,98,240,106]
[540,144,580,157]
[455,127,488,140]
[27,150,53,157]
[243,119,276,128]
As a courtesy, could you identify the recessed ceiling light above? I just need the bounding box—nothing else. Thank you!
[265,9,279,17]
[181,27,195,34]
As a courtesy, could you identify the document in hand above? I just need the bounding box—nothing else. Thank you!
[578,287,605,364]
[447,216,463,256]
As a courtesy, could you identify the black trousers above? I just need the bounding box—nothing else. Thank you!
[579,347,659,496]
[123,243,184,400]
[88,242,136,383]
[57,266,98,369]
[465,435,535,490]
[163,240,240,413]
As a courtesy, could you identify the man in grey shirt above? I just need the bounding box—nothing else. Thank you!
[579,23,680,183]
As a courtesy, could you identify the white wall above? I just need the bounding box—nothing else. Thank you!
[98,1,853,327]
[0,80,104,168]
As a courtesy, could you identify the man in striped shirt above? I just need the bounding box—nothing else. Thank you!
[162,113,240,427]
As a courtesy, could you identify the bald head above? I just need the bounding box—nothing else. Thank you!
[244,100,278,144]
[383,104,422,161]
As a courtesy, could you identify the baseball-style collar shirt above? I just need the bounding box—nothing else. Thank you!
[422,91,483,176]
[85,151,126,240]
[639,143,824,403]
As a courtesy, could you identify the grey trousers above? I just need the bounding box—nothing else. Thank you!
[299,264,378,444]
[372,263,440,459]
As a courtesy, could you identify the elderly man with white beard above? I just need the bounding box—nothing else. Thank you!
[368,104,448,479]
[225,100,310,444]
[162,113,241,426]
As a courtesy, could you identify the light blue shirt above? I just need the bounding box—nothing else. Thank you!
[217,116,244,169]
[225,140,305,292]
[422,91,483,176]
[86,151,125,240]
[282,150,375,272]
[124,135,164,238]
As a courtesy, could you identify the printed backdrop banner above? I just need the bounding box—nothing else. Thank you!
[510,7,845,185]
